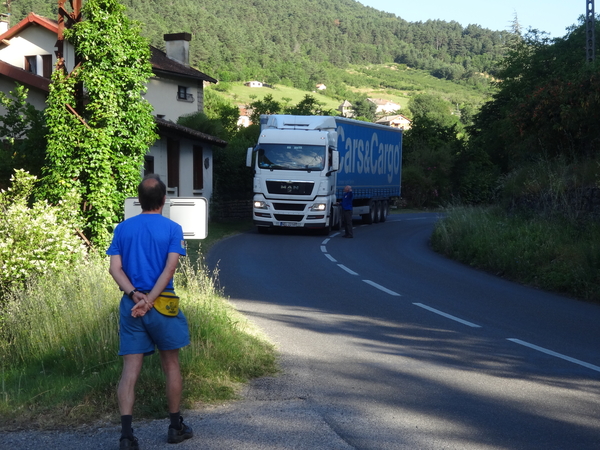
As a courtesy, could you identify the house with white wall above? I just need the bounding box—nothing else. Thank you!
[367,98,401,115]
[0,13,226,209]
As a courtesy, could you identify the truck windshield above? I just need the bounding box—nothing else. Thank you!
[257,144,325,171]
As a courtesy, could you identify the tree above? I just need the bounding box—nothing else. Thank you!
[408,93,459,128]
[0,85,47,189]
[351,97,377,122]
[247,94,282,124]
[285,94,334,116]
[41,0,157,247]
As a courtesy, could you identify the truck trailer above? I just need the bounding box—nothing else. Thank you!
[246,114,402,233]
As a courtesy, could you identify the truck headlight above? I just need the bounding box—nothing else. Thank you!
[310,203,326,211]
[254,201,268,210]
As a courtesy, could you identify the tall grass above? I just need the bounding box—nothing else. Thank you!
[0,252,277,429]
[432,206,600,301]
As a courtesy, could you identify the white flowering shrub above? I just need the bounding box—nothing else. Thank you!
[0,170,87,295]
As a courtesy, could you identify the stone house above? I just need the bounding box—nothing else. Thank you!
[376,114,412,130]
[338,100,353,118]
[0,12,227,208]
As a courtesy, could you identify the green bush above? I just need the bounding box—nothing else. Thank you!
[0,170,86,297]
[432,206,600,301]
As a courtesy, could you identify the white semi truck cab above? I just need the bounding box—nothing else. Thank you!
[246,115,341,233]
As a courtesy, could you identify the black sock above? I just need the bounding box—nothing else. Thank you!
[169,411,181,429]
[121,415,133,439]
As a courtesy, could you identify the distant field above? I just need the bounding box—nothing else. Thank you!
[223,83,344,111]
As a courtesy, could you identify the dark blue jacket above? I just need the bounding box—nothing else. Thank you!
[342,190,353,211]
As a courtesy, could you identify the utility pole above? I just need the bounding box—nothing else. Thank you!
[586,0,595,62]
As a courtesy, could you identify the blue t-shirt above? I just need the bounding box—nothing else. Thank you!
[342,190,353,211]
[106,214,186,291]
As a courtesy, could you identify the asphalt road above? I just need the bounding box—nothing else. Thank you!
[203,212,600,449]
[3,212,599,449]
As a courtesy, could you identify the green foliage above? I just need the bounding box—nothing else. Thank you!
[285,94,335,116]
[0,85,48,189]
[41,0,157,248]
[0,253,277,425]
[177,112,226,140]
[408,93,460,128]
[351,96,377,122]
[432,206,600,302]
[247,94,282,124]
[0,170,86,298]
[12,0,514,90]
[470,21,600,173]
[401,92,470,207]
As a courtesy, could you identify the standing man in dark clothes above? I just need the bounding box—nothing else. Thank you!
[107,174,193,449]
[342,185,354,238]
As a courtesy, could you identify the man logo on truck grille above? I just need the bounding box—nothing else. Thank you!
[281,182,298,193]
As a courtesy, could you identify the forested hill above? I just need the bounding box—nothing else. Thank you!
[10,0,510,89]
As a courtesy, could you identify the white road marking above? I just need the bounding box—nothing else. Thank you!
[507,338,600,373]
[320,245,327,253]
[338,264,358,275]
[325,254,337,262]
[413,303,481,328]
[322,238,330,245]
[363,280,401,296]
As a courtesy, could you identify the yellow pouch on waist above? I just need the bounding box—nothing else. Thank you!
[154,291,179,317]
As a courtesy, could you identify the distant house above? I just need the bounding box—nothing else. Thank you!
[0,13,227,211]
[367,98,401,115]
[316,83,326,91]
[338,100,354,118]
[237,106,251,128]
[376,114,412,130]
[244,80,263,88]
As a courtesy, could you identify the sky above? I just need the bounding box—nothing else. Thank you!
[359,0,586,38]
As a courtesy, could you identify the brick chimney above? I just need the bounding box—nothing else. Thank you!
[164,33,192,67]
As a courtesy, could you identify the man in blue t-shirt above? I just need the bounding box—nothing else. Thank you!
[107,174,192,449]
[341,185,354,238]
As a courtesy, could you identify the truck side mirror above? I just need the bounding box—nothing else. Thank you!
[246,148,253,167]
[331,151,339,172]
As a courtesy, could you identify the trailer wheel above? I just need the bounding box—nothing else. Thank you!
[380,201,388,223]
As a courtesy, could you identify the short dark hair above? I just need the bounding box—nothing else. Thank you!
[138,174,166,211]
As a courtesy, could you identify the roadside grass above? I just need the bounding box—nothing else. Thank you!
[0,230,276,429]
[431,206,600,302]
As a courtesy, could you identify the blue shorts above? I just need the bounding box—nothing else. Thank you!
[118,295,190,356]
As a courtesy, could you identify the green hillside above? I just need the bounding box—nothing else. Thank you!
[213,62,491,116]
[8,0,507,108]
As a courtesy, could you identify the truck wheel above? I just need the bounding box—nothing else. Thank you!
[380,201,388,223]
[373,201,381,223]
[319,219,332,235]
[362,200,375,224]
[331,208,341,231]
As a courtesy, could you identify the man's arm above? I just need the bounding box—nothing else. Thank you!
[131,252,180,314]
[109,254,147,302]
